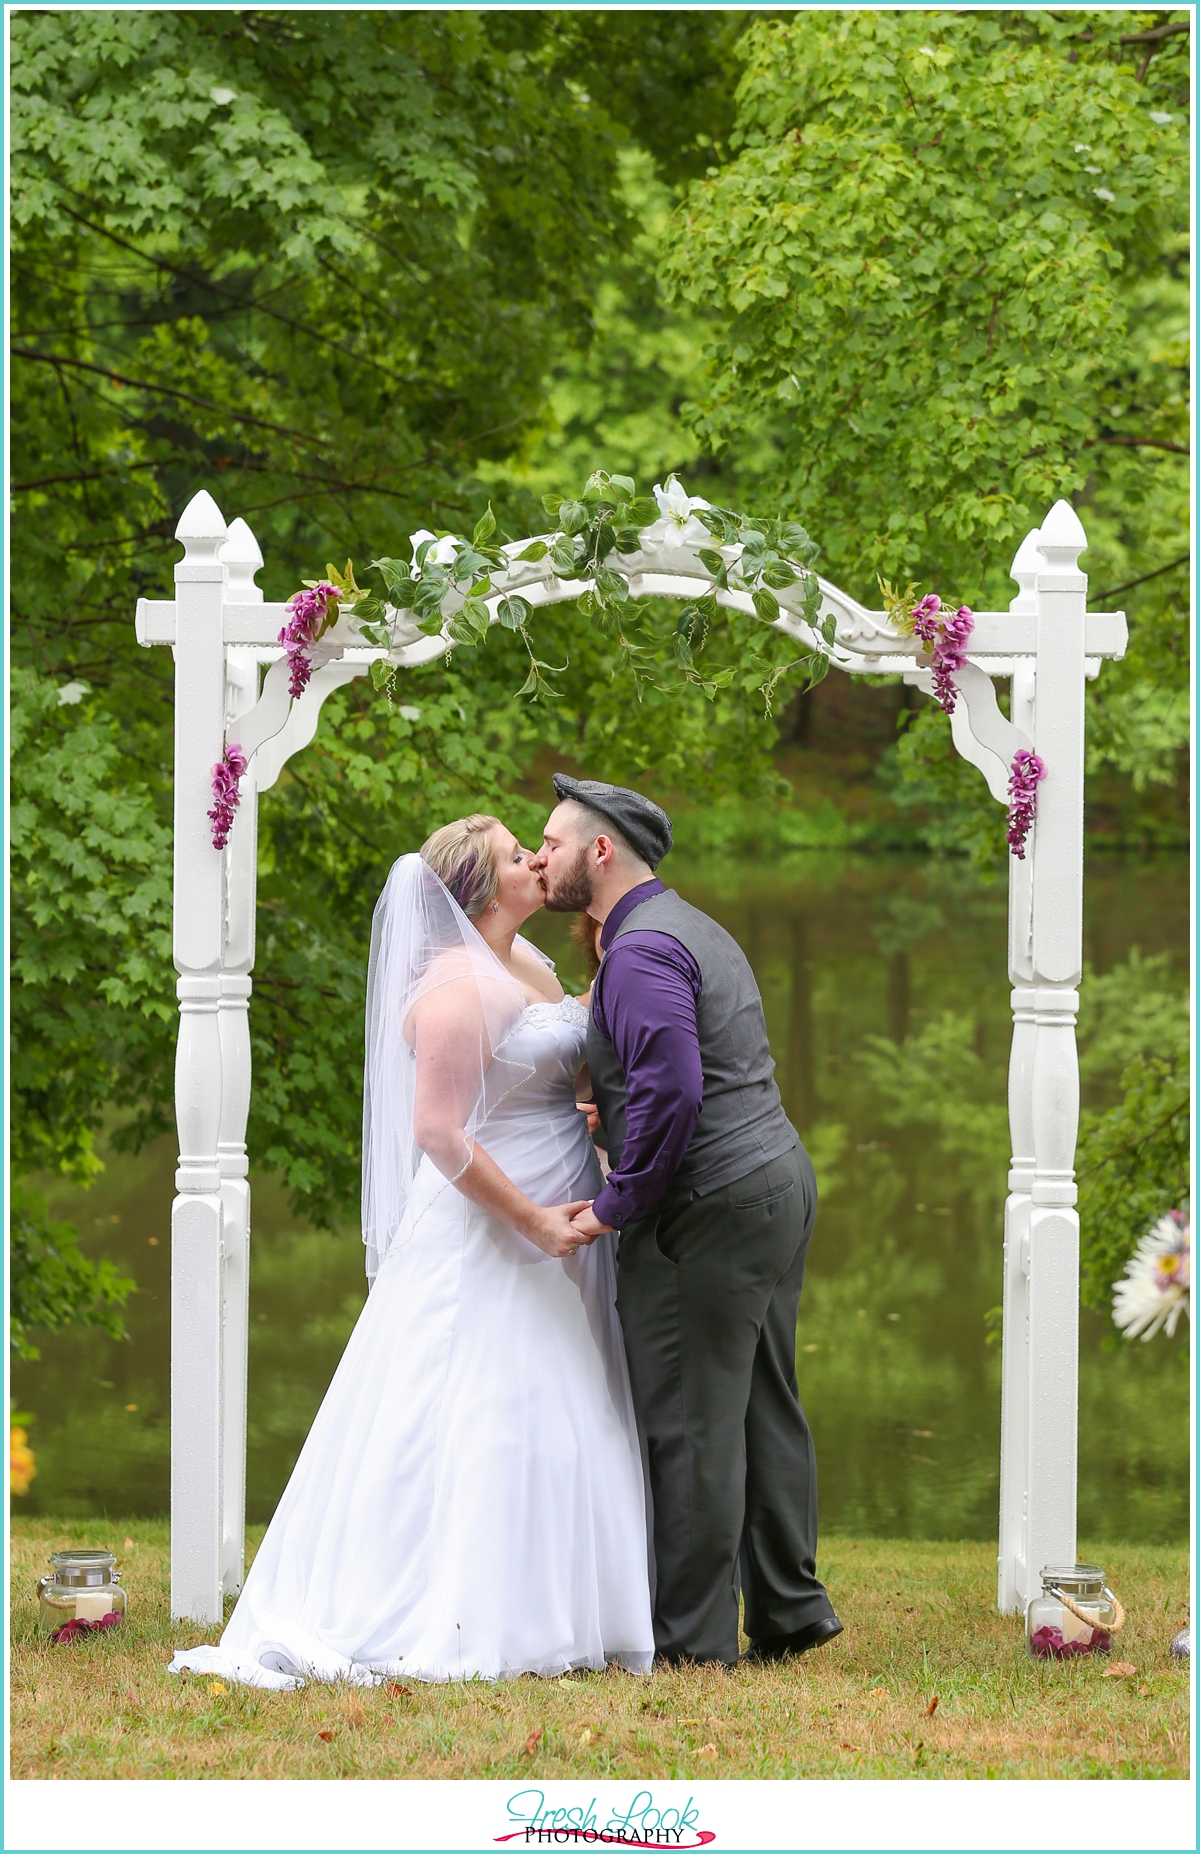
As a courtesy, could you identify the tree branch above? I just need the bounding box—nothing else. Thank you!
[12,461,163,493]
[1120,19,1190,46]
[11,349,322,447]
[1094,433,1190,455]
[1093,553,1191,603]
[53,197,414,389]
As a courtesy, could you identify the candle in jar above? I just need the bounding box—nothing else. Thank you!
[74,1589,114,1622]
[1061,1603,1095,1645]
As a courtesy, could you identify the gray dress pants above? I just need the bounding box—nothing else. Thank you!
[615,1139,834,1664]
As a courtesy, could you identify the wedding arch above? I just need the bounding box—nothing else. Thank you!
[135,483,1127,1624]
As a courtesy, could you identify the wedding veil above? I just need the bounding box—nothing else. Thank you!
[361,853,534,1281]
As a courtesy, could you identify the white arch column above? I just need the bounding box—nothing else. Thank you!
[167,493,230,1625]
[215,521,268,1601]
[996,504,1089,1611]
[140,489,1124,1624]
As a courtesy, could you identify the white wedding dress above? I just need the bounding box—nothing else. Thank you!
[171,996,654,1687]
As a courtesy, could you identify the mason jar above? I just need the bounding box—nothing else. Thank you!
[1027,1564,1118,1658]
[37,1549,126,1629]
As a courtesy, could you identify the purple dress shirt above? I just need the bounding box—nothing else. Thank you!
[589,879,704,1229]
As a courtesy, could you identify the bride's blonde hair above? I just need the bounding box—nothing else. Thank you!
[420,814,502,919]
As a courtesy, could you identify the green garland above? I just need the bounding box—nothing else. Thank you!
[297,472,838,712]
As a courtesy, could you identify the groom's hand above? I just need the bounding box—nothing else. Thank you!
[569,1205,613,1239]
[527,1201,597,1258]
[575,1100,602,1136]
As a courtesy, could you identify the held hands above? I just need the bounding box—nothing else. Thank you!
[568,1205,613,1240]
[527,1201,598,1259]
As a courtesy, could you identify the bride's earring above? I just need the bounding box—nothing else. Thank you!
[492,902,499,914]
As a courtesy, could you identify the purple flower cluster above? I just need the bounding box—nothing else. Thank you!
[51,1612,122,1644]
[1006,747,1046,861]
[910,594,974,715]
[279,581,339,699]
[1029,1624,1111,1659]
[209,742,249,851]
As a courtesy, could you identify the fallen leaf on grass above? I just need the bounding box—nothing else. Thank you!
[697,1744,718,1760]
[123,1537,134,1549]
[868,1687,889,1699]
[1138,1685,1151,1696]
[1102,1663,1138,1679]
[523,1727,543,1755]
[317,1728,335,1743]
[840,1742,864,1752]
[579,1727,602,1747]
[386,1682,411,1698]
[922,1695,940,1718]
[208,1682,226,1696]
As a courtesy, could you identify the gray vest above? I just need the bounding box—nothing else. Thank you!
[587,888,797,1206]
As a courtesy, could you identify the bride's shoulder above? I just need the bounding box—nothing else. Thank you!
[510,936,564,1005]
[420,948,485,985]
[405,952,520,1030]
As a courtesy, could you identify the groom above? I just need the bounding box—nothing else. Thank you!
[534,776,842,1669]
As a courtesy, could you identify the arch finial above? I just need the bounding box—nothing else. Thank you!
[1008,528,1043,614]
[1038,499,1087,573]
[175,490,228,561]
[220,517,264,604]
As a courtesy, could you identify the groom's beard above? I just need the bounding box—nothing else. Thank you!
[542,842,594,913]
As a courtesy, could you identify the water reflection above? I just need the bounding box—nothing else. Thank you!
[13,854,1189,1541]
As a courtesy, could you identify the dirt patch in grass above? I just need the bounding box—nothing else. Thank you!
[9,1522,1189,1780]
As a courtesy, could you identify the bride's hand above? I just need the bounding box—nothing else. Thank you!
[526,1201,598,1258]
[568,1205,612,1239]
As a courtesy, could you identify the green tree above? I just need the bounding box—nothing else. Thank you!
[1073,951,1190,1313]
[657,9,1189,1296]
[661,8,1189,859]
[10,10,788,1324]
[10,1184,135,1363]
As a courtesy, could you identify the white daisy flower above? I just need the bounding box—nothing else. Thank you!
[1113,1210,1191,1341]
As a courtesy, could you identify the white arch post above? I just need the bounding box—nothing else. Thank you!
[135,492,1125,1624]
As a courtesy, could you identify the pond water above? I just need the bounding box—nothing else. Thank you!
[14,853,1190,1544]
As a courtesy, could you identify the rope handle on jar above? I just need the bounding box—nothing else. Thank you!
[1049,1584,1125,1633]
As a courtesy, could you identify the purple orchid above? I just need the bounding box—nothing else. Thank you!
[1006,747,1046,860]
[909,593,943,639]
[911,595,974,715]
[208,742,249,851]
[279,581,340,700]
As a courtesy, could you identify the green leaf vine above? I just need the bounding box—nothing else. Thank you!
[303,471,838,713]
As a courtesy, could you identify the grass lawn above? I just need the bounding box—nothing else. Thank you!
[10,1520,1189,1780]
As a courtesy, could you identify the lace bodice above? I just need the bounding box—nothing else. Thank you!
[478,993,596,1184]
[518,995,589,1034]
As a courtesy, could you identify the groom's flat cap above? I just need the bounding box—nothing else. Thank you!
[551,775,673,870]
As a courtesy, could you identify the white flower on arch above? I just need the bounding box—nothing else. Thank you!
[650,476,713,551]
[409,529,459,569]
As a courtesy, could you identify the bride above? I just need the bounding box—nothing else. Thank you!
[171,815,654,1687]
